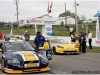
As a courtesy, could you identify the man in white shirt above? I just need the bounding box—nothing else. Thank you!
[88,31,92,49]
[69,27,73,36]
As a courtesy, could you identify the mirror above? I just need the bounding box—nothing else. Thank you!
[0,49,2,52]
[39,47,44,50]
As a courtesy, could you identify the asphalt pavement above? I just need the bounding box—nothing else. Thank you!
[0,52,100,74]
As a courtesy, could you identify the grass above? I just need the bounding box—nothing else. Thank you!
[0,22,97,37]
[86,46,100,53]
[29,40,100,53]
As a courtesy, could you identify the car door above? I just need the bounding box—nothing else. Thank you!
[39,40,52,60]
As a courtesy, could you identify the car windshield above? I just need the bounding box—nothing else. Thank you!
[51,39,68,44]
[4,41,35,52]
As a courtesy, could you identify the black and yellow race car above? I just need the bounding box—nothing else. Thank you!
[0,40,52,74]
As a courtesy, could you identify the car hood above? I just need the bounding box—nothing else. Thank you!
[55,43,75,46]
[4,51,39,61]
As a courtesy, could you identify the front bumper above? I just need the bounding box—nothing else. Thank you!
[56,48,79,54]
[0,65,50,74]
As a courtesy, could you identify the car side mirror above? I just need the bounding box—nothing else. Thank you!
[0,49,2,52]
[39,47,44,50]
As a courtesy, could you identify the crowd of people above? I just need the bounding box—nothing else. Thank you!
[71,30,92,53]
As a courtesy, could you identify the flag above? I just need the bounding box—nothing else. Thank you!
[47,2,50,14]
[47,1,53,14]
[95,16,100,46]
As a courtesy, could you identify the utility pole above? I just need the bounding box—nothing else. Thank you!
[14,0,19,29]
[65,3,67,26]
[75,0,78,31]
[3,17,4,22]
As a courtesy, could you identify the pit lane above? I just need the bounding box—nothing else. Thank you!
[0,52,100,74]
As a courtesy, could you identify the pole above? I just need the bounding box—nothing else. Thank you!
[75,0,78,31]
[3,17,4,22]
[14,0,19,29]
[65,3,67,25]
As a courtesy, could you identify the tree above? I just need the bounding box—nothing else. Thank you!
[0,21,7,26]
[58,10,80,20]
[81,15,86,21]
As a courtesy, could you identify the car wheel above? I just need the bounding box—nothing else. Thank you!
[52,46,57,55]
[1,58,5,72]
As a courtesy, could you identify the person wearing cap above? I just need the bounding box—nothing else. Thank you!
[71,31,77,42]
[34,31,45,51]
[23,31,30,42]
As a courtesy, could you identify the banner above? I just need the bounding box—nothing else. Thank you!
[95,16,100,46]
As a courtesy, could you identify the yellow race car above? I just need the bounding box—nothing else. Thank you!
[4,34,23,42]
[43,37,79,54]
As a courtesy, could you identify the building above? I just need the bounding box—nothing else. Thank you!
[57,16,75,25]
[19,14,75,26]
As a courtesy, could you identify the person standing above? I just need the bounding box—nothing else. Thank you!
[84,33,87,48]
[88,31,92,49]
[23,31,30,42]
[34,31,45,51]
[81,32,86,53]
[0,31,3,40]
[77,32,82,52]
[71,31,77,42]
[69,27,73,36]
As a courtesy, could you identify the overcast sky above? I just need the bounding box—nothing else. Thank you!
[0,0,100,22]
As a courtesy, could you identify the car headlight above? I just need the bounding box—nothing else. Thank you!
[38,54,48,61]
[7,58,20,63]
[74,45,78,48]
[57,45,64,48]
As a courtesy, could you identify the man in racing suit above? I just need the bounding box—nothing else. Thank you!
[71,31,77,42]
[34,31,45,52]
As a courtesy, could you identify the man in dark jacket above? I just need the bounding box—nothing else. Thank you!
[34,31,45,51]
[77,32,83,52]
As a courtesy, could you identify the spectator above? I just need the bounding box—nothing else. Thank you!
[0,31,3,40]
[23,31,30,42]
[65,24,69,31]
[88,31,92,49]
[69,27,73,36]
[81,32,86,53]
[82,22,84,30]
[84,33,88,48]
[77,32,83,52]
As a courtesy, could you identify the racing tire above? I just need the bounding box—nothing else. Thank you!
[52,46,57,55]
[1,58,5,73]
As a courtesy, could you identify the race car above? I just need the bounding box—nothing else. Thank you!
[43,37,79,54]
[0,40,52,74]
[4,34,23,42]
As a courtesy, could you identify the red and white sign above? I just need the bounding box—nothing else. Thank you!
[29,19,42,23]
